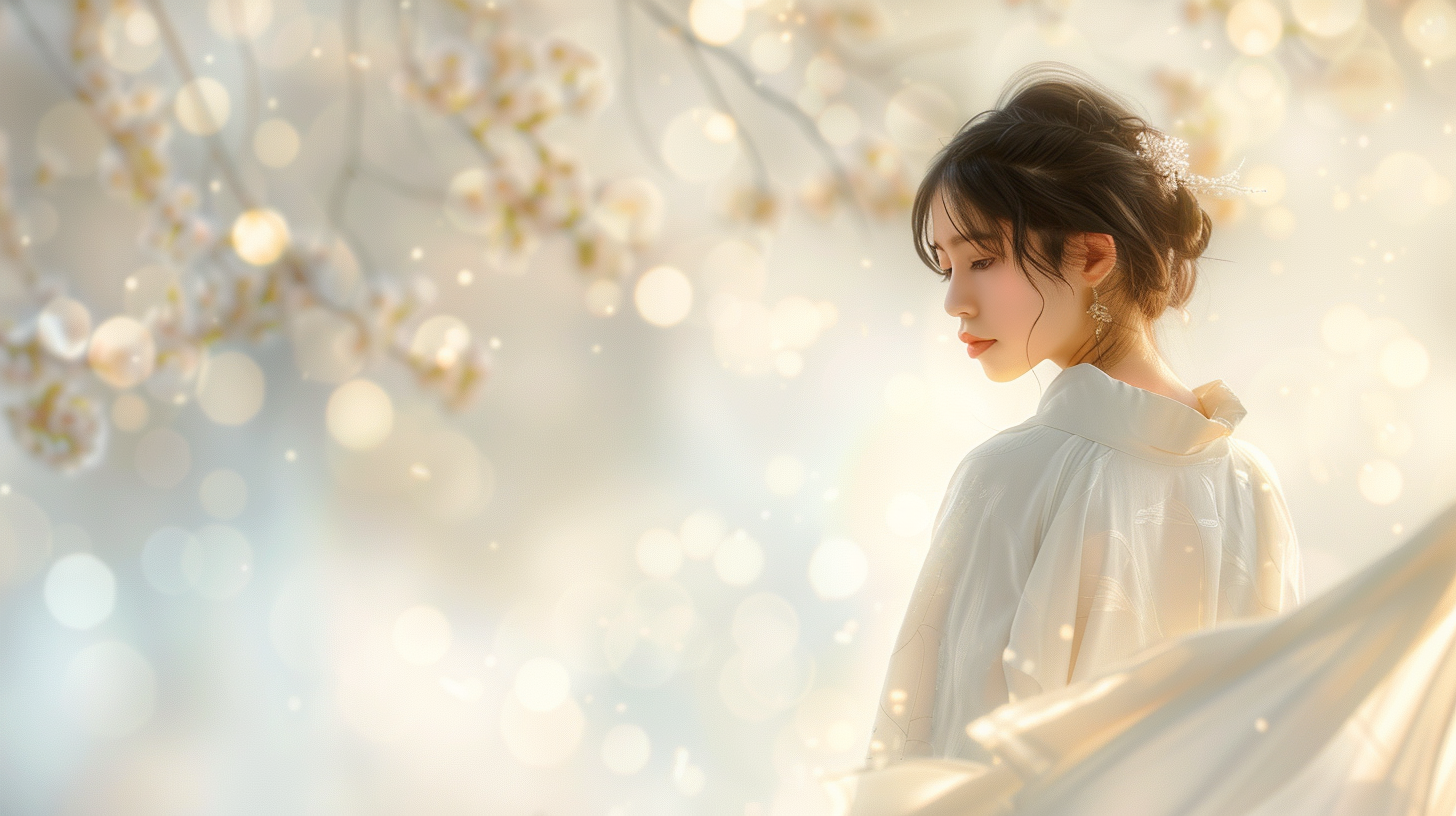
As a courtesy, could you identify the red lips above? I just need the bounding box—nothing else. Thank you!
[959,332,992,344]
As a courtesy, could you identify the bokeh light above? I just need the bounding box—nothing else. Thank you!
[141,526,200,595]
[1242,163,1287,207]
[410,315,471,368]
[771,296,824,349]
[88,316,156,389]
[1291,0,1364,38]
[817,103,860,146]
[805,55,847,96]
[807,537,868,599]
[1369,151,1450,226]
[444,166,503,237]
[253,118,300,167]
[174,77,231,135]
[231,208,290,266]
[662,107,739,181]
[602,723,652,774]
[515,657,571,711]
[1330,47,1405,121]
[500,692,585,767]
[593,177,664,245]
[1226,0,1285,56]
[750,31,793,73]
[197,351,266,425]
[326,379,394,450]
[122,264,182,321]
[37,297,92,360]
[1403,0,1456,61]
[634,265,693,327]
[714,529,764,586]
[207,0,272,39]
[100,7,161,72]
[44,553,115,629]
[702,239,766,298]
[1380,336,1430,388]
[680,510,727,560]
[793,687,862,754]
[183,524,252,599]
[689,0,745,45]
[604,580,699,688]
[1358,459,1403,504]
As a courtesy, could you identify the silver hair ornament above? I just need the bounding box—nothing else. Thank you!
[1135,130,1267,198]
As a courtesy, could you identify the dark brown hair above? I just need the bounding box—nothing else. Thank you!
[911,61,1214,371]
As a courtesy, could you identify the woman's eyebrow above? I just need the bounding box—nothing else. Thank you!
[931,234,967,251]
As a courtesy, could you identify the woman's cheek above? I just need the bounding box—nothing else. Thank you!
[985,268,1034,319]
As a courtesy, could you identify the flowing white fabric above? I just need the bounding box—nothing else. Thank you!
[866,363,1304,766]
[837,496,1456,815]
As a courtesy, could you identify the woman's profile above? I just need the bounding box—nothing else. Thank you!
[842,61,1456,814]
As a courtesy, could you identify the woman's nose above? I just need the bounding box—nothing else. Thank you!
[944,286,971,319]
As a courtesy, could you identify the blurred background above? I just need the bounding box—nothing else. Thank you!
[0,0,1453,813]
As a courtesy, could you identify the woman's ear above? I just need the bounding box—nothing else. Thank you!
[1077,232,1117,287]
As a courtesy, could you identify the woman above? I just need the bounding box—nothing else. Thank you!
[840,62,1456,814]
[866,61,1302,767]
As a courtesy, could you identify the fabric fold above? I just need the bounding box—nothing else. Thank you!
[841,496,1456,816]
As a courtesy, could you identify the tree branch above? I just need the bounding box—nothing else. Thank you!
[627,0,868,232]
[142,0,258,210]
[614,0,671,175]
[225,0,265,142]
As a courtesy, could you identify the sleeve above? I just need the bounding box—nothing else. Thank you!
[864,454,1027,767]
[1233,439,1304,612]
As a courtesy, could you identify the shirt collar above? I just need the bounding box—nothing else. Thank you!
[1027,363,1247,463]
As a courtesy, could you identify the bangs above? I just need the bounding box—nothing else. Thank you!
[910,156,1010,273]
[939,181,1009,256]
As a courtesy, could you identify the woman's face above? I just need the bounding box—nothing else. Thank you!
[931,190,1098,382]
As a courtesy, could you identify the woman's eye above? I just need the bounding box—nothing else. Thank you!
[942,259,992,278]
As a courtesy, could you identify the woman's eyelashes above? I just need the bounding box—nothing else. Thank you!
[937,257,994,279]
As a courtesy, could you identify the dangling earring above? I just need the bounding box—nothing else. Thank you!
[1087,286,1112,341]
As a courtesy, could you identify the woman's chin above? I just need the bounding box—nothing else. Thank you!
[980,363,1028,383]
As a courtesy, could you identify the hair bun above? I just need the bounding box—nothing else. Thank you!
[1163,184,1212,313]
[1169,184,1212,261]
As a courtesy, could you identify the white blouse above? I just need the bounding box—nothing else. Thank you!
[867,362,1304,765]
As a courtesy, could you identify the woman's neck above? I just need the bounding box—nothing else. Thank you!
[1096,346,1206,419]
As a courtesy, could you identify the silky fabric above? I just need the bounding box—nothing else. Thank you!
[866,363,1304,766]
[836,496,1456,816]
